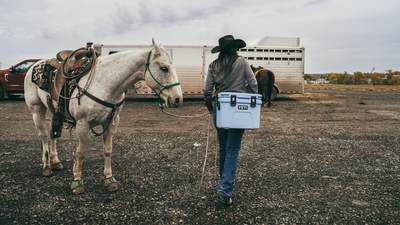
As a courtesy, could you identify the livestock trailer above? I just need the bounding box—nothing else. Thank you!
[93,36,305,100]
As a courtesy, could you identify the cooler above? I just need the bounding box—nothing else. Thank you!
[216,92,262,129]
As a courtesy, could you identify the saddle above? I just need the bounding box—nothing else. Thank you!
[32,42,98,138]
[51,48,94,102]
[254,68,266,78]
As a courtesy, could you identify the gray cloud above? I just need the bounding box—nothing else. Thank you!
[0,0,399,73]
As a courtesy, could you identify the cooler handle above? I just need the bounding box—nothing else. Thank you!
[230,95,236,106]
[251,96,256,107]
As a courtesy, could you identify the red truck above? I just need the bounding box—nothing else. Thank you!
[0,59,41,100]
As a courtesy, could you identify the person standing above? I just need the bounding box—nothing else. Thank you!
[203,35,258,205]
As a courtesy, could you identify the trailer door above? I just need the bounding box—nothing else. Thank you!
[172,48,204,94]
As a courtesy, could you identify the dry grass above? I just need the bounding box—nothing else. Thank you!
[305,84,400,92]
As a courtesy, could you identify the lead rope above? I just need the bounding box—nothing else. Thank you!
[159,107,217,197]
[198,111,221,198]
[68,125,76,165]
[198,114,212,197]
[161,107,209,118]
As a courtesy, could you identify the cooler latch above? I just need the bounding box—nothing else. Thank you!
[251,96,256,107]
[230,95,236,106]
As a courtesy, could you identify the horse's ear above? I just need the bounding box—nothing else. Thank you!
[152,38,160,55]
[159,43,165,50]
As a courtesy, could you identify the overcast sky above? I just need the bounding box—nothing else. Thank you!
[0,0,399,74]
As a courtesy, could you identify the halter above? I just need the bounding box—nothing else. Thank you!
[144,50,180,105]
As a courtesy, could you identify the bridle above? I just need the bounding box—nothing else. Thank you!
[144,50,180,105]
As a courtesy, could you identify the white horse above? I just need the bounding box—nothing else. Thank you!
[24,39,183,194]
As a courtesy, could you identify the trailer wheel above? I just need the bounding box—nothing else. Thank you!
[270,87,277,101]
[0,85,4,100]
[262,87,277,101]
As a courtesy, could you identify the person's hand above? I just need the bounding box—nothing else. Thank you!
[206,104,213,112]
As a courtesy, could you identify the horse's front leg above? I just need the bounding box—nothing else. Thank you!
[102,114,120,192]
[71,120,89,195]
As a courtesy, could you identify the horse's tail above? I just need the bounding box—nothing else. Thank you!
[266,70,275,107]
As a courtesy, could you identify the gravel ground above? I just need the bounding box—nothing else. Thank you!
[0,89,399,224]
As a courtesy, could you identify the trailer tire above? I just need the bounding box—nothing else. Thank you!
[270,87,277,101]
[0,85,4,100]
[262,86,277,101]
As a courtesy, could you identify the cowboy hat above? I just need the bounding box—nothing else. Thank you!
[211,35,246,54]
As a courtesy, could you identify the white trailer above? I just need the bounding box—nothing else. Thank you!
[93,36,305,100]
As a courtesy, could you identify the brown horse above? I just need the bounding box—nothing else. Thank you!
[250,65,275,107]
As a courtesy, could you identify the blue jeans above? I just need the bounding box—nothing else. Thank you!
[213,105,245,201]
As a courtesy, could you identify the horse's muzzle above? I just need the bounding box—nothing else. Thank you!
[167,96,183,108]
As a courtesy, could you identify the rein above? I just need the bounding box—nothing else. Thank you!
[144,50,180,105]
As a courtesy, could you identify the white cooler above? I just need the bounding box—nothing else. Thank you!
[216,92,262,129]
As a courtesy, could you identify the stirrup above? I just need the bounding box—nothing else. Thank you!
[71,180,84,189]
[104,177,117,187]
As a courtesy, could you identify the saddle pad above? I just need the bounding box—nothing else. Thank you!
[31,62,45,85]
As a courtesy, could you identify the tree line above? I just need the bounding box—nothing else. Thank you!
[304,70,400,85]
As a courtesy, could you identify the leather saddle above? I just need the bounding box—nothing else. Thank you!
[40,43,97,137]
[51,47,96,101]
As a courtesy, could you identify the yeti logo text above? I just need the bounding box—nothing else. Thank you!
[238,105,248,110]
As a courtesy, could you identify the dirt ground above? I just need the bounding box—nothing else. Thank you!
[0,89,399,224]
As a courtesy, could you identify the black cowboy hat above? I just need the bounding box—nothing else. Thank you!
[211,35,246,54]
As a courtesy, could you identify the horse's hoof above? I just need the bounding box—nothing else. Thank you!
[106,183,118,192]
[52,162,64,170]
[71,180,84,195]
[104,177,118,192]
[72,186,84,195]
[42,168,52,176]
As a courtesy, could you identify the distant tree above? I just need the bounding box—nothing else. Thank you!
[353,71,366,84]
[343,71,352,84]
[328,73,337,83]
[389,76,400,85]
[336,73,344,84]
[386,69,394,81]
[371,73,385,85]
[304,73,312,81]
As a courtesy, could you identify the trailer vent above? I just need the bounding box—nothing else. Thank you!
[296,58,302,61]
[257,57,263,60]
